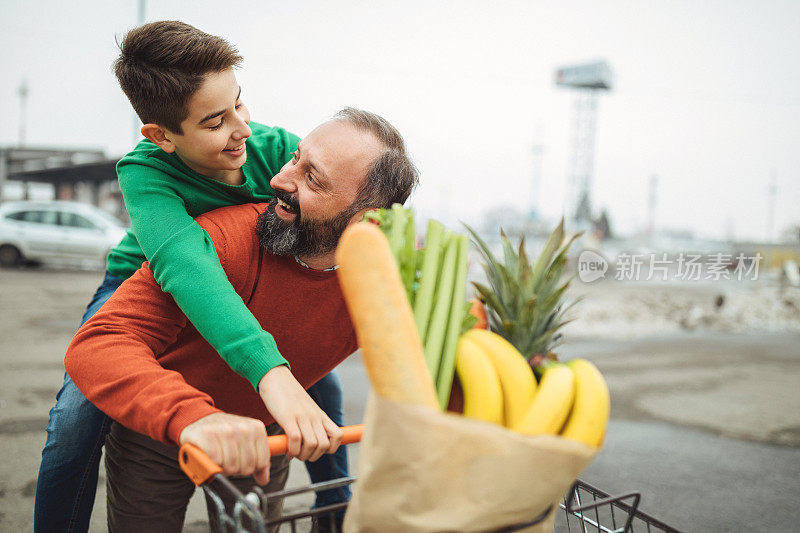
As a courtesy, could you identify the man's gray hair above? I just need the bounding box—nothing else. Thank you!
[332,107,419,210]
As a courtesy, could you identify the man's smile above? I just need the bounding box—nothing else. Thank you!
[275,195,299,220]
[277,197,296,212]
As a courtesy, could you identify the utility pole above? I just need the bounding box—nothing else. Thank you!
[647,174,658,240]
[530,142,544,220]
[767,169,777,242]
[132,0,147,146]
[18,80,29,147]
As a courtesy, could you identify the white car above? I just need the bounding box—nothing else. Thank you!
[0,201,128,268]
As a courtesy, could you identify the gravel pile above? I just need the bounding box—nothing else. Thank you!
[564,280,800,339]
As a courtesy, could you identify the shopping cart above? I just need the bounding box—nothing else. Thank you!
[179,425,681,533]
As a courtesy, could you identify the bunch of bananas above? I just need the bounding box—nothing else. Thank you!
[454,329,610,448]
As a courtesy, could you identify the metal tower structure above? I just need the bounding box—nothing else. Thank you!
[555,61,612,227]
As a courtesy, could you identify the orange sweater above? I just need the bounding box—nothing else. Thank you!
[65,203,357,446]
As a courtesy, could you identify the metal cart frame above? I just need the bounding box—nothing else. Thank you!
[179,427,681,533]
[191,466,681,532]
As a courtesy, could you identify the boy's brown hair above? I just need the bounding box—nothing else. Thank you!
[114,20,242,133]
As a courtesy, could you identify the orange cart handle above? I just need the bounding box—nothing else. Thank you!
[265,423,363,456]
[179,424,364,486]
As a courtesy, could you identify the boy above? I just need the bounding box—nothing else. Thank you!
[35,21,348,532]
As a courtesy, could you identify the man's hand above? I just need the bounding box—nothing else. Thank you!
[258,365,343,462]
[179,412,270,485]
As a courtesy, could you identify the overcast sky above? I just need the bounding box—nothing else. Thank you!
[1,0,798,241]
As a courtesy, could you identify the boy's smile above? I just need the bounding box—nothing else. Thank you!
[222,143,246,158]
[152,68,252,185]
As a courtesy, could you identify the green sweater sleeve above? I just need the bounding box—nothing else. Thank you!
[116,132,296,389]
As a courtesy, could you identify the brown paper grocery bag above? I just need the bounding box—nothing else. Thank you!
[344,394,597,533]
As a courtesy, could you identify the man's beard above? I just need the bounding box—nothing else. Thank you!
[256,195,359,258]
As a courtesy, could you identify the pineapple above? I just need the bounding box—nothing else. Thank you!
[466,220,581,362]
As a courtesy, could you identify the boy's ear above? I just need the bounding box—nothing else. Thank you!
[141,124,177,153]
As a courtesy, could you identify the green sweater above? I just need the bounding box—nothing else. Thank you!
[106,122,299,389]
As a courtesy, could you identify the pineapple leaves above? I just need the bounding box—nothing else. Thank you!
[517,237,533,284]
[466,219,581,359]
[500,230,519,275]
[472,282,509,321]
[529,219,564,288]
[460,300,478,333]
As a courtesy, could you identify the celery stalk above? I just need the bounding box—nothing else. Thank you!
[387,204,406,260]
[371,204,417,303]
[422,232,457,381]
[399,209,417,304]
[435,234,470,408]
[413,220,445,341]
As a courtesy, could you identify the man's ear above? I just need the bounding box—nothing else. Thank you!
[349,207,379,226]
[141,124,177,153]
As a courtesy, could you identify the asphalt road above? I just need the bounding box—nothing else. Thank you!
[1,267,799,531]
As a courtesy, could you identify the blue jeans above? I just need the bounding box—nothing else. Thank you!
[35,271,122,533]
[305,371,351,512]
[35,271,349,531]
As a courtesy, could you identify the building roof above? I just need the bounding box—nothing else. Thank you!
[7,159,119,184]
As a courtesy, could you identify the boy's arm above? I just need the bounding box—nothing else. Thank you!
[67,206,341,458]
[64,264,221,445]
[117,148,290,390]
[64,264,336,477]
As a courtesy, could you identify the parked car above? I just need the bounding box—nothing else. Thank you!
[0,201,128,268]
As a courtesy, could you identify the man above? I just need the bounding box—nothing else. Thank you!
[64,107,418,531]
